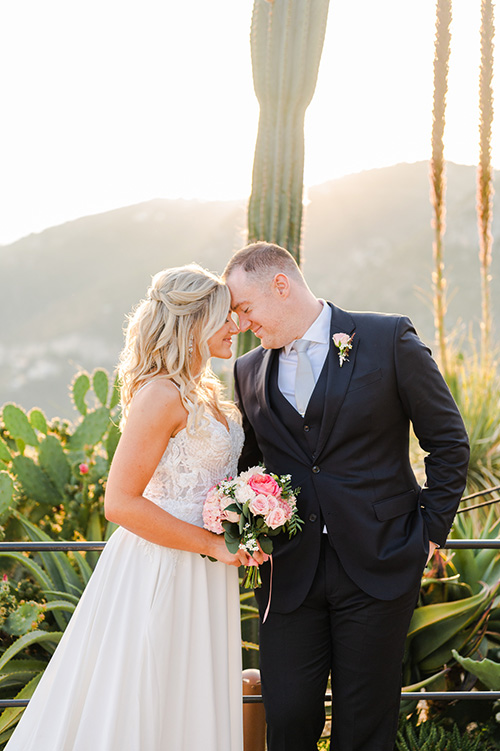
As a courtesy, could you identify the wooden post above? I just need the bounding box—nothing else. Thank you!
[242,668,266,751]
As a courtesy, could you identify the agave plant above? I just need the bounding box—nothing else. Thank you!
[401,508,500,710]
[452,649,500,690]
[0,514,91,743]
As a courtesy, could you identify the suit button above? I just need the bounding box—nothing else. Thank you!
[304,425,310,432]
[309,513,317,522]
[312,465,320,473]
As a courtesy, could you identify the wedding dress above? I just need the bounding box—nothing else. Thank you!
[6,412,244,750]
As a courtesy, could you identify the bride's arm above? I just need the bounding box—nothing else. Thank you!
[104,380,248,567]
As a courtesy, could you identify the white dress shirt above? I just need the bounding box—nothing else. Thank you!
[278,300,332,411]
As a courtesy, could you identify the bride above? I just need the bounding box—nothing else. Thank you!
[6,264,262,750]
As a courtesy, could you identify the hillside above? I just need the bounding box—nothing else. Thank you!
[0,161,498,418]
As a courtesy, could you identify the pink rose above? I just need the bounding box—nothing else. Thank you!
[266,506,287,530]
[248,473,281,499]
[249,493,272,517]
[279,500,293,521]
[332,333,351,347]
[220,495,240,523]
[79,463,89,475]
[222,508,240,523]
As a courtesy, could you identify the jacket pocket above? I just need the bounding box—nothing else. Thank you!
[373,489,418,521]
[348,367,382,392]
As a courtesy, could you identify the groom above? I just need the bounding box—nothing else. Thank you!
[224,242,469,751]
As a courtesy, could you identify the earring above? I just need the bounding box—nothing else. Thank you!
[188,337,194,357]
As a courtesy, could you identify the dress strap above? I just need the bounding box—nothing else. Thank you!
[136,377,181,396]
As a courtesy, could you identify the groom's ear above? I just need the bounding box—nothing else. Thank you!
[273,273,290,299]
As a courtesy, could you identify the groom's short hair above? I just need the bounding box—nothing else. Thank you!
[223,242,303,283]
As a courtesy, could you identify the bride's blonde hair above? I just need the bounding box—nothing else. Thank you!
[118,264,237,431]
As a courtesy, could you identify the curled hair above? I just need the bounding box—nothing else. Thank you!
[223,241,303,283]
[118,263,237,431]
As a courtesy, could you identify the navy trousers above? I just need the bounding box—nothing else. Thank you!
[259,536,421,751]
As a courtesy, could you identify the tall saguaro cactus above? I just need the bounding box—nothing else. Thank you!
[248,0,330,262]
[430,0,452,377]
[477,0,495,359]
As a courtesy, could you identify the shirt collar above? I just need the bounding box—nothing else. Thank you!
[283,300,331,356]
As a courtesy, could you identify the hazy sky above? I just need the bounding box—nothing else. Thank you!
[0,0,497,245]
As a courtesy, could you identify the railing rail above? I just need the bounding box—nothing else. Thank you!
[1,538,500,709]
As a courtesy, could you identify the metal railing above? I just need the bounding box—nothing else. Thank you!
[1,532,500,709]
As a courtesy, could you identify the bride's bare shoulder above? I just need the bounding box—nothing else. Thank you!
[129,378,186,431]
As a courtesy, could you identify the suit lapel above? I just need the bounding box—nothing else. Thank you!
[315,304,358,459]
[255,347,311,463]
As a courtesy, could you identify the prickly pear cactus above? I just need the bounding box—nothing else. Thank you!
[12,455,62,505]
[69,406,111,451]
[29,409,48,435]
[0,437,11,464]
[71,373,91,416]
[39,435,71,496]
[2,404,38,448]
[93,369,109,407]
[0,470,15,520]
[3,601,45,636]
[1,367,122,550]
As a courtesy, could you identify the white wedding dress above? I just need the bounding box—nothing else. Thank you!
[6,414,245,751]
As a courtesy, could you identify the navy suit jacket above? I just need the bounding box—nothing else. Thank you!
[233,304,470,613]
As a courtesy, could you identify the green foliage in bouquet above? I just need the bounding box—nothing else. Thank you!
[0,369,121,556]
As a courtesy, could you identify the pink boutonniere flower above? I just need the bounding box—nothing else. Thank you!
[332,332,355,367]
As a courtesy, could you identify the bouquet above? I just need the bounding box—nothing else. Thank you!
[202,465,302,588]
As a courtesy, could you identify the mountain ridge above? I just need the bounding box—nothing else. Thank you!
[1,161,498,417]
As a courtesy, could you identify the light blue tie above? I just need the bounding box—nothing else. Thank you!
[293,339,315,416]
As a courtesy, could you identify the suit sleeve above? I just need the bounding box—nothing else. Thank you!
[233,358,264,471]
[394,317,470,547]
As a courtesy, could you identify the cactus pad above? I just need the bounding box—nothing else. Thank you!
[3,602,45,636]
[109,374,121,409]
[0,470,15,519]
[12,455,62,505]
[69,407,111,451]
[2,404,38,447]
[106,421,121,462]
[71,373,91,415]
[29,409,48,435]
[39,435,71,496]
[93,369,109,406]
[0,437,11,463]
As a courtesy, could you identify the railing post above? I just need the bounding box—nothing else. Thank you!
[242,668,266,751]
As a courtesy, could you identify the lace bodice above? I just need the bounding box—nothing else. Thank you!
[143,416,244,528]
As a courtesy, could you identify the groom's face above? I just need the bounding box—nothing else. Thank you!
[226,267,293,350]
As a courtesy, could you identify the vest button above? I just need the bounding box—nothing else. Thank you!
[309,513,318,522]
[304,425,310,432]
[312,465,320,474]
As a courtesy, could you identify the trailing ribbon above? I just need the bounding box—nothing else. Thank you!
[262,554,273,623]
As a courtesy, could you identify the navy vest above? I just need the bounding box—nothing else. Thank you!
[268,350,329,458]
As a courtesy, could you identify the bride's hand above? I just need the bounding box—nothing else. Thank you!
[209,535,248,567]
[209,536,268,567]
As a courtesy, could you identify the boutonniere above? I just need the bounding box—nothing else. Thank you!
[332,332,355,367]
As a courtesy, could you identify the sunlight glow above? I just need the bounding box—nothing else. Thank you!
[0,0,497,245]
